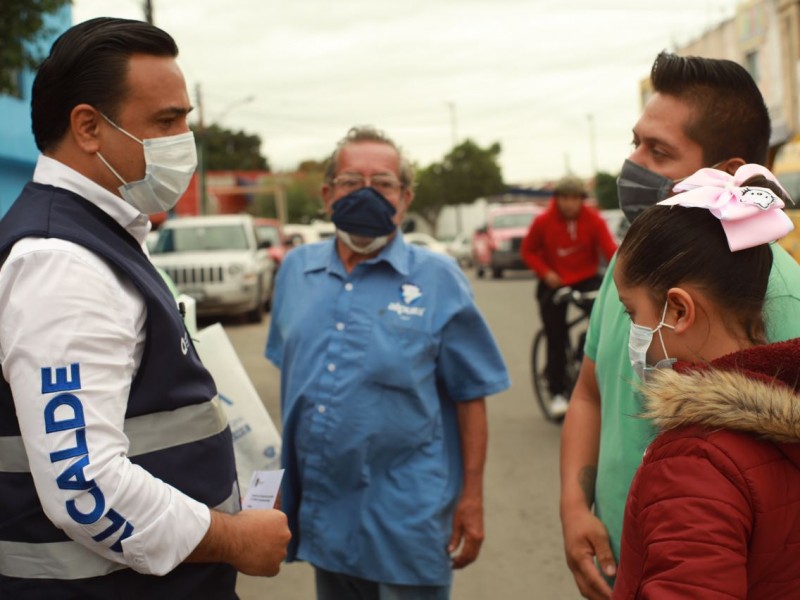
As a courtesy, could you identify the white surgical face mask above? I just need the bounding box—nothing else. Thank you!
[629,301,676,382]
[97,113,197,215]
[336,229,390,254]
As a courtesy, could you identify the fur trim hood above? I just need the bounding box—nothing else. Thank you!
[641,338,800,450]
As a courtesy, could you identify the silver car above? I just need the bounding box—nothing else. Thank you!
[150,214,275,322]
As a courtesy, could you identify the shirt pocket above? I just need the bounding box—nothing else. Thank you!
[363,316,436,391]
[363,316,439,450]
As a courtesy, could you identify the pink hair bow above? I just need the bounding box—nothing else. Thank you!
[658,164,794,251]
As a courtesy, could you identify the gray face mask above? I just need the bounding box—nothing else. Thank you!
[616,159,675,223]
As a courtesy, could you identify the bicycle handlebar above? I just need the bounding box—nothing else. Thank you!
[551,286,599,306]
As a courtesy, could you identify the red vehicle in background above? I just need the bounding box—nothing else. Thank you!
[472,203,543,279]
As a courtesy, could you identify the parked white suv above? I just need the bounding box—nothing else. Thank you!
[150,214,275,322]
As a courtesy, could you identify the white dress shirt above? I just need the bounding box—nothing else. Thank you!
[0,155,210,575]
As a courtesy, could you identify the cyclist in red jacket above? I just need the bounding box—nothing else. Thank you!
[521,176,618,418]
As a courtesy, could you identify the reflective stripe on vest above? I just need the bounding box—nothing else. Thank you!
[0,492,239,579]
[0,397,227,473]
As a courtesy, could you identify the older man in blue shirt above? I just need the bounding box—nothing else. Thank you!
[266,125,510,600]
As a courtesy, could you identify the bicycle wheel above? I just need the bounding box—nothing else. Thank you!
[531,329,565,422]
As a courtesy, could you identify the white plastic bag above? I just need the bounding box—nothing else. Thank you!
[194,323,282,495]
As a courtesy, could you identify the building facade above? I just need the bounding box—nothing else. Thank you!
[678,0,799,150]
[0,6,71,216]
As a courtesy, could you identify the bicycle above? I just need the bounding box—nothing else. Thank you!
[531,286,598,422]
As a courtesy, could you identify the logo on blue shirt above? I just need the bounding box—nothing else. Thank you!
[400,283,422,304]
[389,283,425,318]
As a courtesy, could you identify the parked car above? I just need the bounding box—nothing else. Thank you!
[472,203,543,279]
[403,232,450,256]
[283,220,336,247]
[253,218,290,305]
[774,134,800,262]
[442,232,473,268]
[150,214,275,322]
[254,218,292,307]
[145,230,160,254]
[253,218,289,265]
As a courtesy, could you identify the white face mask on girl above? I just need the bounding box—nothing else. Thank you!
[96,113,197,215]
[628,301,677,382]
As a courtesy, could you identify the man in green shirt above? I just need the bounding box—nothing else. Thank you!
[559,51,800,600]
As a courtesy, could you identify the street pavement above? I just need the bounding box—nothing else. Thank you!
[221,268,583,599]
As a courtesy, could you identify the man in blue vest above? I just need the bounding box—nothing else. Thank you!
[0,17,290,598]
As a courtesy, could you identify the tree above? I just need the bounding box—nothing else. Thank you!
[250,164,326,223]
[1,0,69,96]
[594,171,619,210]
[285,171,326,223]
[284,160,327,222]
[194,123,270,171]
[413,139,505,231]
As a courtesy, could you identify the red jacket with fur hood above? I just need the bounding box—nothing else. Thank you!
[613,338,800,600]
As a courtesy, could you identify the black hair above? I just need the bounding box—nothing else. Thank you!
[617,176,786,345]
[651,52,770,166]
[31,17,178,152]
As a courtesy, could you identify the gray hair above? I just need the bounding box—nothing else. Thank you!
[324,125,415,189]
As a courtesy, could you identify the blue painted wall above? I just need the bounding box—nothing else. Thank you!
[0,5,72,215]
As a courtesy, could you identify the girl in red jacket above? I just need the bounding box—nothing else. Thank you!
[611,164,800,599]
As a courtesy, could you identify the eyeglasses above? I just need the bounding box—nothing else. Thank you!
[332,174,403,195]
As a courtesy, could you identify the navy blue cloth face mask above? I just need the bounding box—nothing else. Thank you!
[331,187,398,237]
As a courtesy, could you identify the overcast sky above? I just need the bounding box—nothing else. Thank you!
[72,0,742,184]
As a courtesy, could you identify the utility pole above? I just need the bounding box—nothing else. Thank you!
[587,113,598,175]
[447,101,458,148]
[446,101,463,236]
[195,83,208,215]
[143,0,154,24]
[274,178,288,226]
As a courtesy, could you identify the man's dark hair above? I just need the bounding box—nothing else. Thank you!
[31,17,178,152]
[651,51,771,166]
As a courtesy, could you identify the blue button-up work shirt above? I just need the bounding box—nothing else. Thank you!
[266,234,510,585]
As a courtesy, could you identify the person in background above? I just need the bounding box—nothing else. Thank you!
[559,51,800,600]
[611,166,800,598]
[520,175,617,419]
[266,125,510,600]
[0,18,289,598]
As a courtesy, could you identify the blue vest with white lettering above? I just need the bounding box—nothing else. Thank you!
[0,183,239,599]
